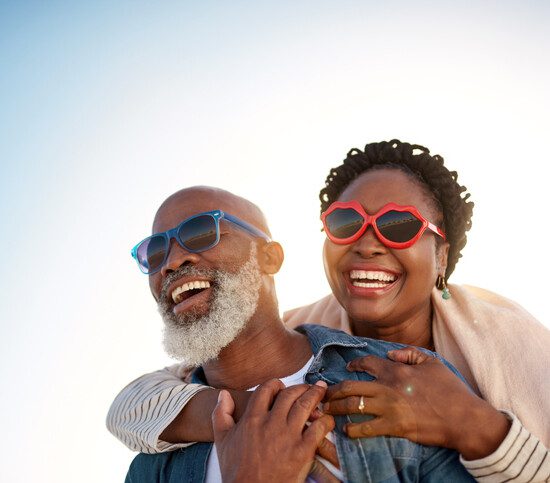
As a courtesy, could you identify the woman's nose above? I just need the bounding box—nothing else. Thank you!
[352,226,388,258]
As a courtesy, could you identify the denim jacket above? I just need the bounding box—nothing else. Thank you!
[126,324,474,483]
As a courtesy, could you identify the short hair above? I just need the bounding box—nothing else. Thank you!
[319,140,474,279]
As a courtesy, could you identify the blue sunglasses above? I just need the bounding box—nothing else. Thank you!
[131,210,271,275]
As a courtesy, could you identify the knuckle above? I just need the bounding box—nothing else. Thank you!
[394,418,410,435]
[340,380,355,394]
[351,355,371,368]
[243,414,262,428]
[317,437,328,450]
[388,399,402,413]
[283,384,307,398]
[362,425,375,437]
[305,384,324,398]
[294,397,313,412]
[346,397,359,412]
[309,385,326,401]
[328,382,345,396]
[394,364,409,378]
[323,415,336,430]
[259,378,281,391]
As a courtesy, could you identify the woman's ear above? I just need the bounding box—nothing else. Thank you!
[436,241,450,276]
[258,241,284,275]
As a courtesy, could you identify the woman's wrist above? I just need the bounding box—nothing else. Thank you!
[453,400,511,460]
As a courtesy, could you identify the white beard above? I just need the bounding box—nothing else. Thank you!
[158,245,262,366]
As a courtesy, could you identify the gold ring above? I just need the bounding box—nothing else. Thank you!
[358,396,365,413]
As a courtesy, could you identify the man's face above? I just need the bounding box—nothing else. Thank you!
[149,188,264,365]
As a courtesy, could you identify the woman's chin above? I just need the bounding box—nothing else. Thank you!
[346,301,394,330]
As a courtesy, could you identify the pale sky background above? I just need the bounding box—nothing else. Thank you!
[1,1,549,481]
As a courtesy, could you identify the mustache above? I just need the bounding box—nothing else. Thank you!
[159,265,219,303]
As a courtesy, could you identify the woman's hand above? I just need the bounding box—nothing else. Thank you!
[322,347,511,460]
[212,379,338,482]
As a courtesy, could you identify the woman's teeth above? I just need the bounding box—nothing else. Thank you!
[350,270,396,288]
[171,281,211,304]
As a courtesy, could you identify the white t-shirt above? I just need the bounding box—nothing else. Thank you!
[205,357,343,482]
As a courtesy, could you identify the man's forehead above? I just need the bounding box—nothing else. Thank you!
[152,186,268,233]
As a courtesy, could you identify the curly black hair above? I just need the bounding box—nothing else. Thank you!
[319,140,474,279]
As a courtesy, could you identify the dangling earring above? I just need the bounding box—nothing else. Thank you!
[436,275,451,300]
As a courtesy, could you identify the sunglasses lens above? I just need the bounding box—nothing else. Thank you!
[137,235,167,274]
[178,215,217,251]
[377,210,423,243]
[325,208,365,239]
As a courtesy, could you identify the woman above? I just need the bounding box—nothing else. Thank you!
[107,140,550,481]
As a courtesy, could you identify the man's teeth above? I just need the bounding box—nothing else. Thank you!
[171,281,211,303]
[350,270,396,288]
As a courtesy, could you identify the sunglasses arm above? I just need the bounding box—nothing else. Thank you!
[428,222,446,240]
[223,212,272,242]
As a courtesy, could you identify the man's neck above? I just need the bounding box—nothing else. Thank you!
[202,314,313,390]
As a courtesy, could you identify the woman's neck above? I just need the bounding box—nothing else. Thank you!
[350,305,434,350]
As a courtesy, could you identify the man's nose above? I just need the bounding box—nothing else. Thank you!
[352,226,388,258]
[160,239,201,277]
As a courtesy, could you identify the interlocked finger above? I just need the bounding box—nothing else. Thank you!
[316,436,339,469]
[325,380,383,401]
[286,384,327,430]
[309,459,340,483]
[387,347,434,365]
[303,414,336,451]
[345,417,395,439]
[270,384,310,420]
[244,379,285,417]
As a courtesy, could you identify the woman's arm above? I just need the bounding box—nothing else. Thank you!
[106,364,250,453]
[323,348,550,482]
[460,412,550,482]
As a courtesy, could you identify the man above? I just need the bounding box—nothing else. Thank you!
[121,186,474,482]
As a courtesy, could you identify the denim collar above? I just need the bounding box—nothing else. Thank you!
[296,324,372,354]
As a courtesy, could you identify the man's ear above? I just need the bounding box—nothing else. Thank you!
[258,241,284,275]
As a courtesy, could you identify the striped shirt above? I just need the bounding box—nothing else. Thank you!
[106,364,550,482]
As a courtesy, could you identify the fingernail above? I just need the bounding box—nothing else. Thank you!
[315,380,327,388]
[217,390,224,403]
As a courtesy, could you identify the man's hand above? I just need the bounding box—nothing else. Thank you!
[322,348,510,460]
[212,379,336,482]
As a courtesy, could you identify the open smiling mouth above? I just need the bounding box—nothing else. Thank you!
[171,280,212,305]
[349,270,397,288]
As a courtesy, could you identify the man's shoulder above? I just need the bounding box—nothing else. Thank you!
[126,443,213,483]
[126,452,174,482]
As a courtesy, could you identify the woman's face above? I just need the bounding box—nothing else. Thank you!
[323,168,449,329]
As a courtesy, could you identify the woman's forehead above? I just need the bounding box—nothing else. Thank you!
[339,169,440,217]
